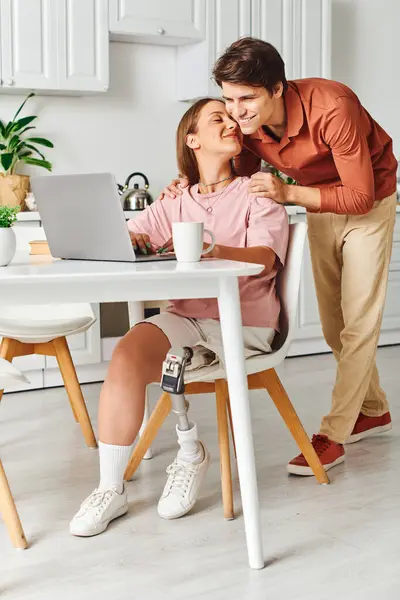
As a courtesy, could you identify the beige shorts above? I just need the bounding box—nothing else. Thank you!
[140,312,275,381]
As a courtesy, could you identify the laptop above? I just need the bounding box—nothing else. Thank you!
[30,173,176,263]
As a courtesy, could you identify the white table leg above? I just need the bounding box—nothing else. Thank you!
[218,277,264,570]
[128,302,153,460]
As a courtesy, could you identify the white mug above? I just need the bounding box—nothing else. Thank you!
[172,222,215,263]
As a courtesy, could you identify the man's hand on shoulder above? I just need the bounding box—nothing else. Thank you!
[248,172,289,204]
[156,177,189,201]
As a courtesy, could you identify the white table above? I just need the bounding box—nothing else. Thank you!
[0,253,265,569]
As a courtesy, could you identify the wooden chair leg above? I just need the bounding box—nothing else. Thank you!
[225,394,237,459]
[0,460,28,549]
[215,379,234,520]
[52,337,97,448]
[258,368,330,484]
[124,392,172,481]
[0,338,17,403]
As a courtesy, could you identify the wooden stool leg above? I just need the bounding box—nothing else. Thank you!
[259,369,329,484]
[0,460,28,549]
[215,379,234,520]
[124,392,172,481]
[0,338,17,403]
[52,337,97,448]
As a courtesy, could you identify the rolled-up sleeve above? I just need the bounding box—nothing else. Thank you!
[246,196,289,267]
[320,97,375,215]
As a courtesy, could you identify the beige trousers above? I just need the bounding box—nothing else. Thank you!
[307,192,397,443]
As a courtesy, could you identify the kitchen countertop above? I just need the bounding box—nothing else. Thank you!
[17,203,400,222]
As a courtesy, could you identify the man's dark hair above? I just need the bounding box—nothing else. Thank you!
[212,37,288,94]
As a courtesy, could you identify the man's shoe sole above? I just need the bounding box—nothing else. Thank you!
[70,503,128,537]
[287,454,345,477]
[344,422,392,444]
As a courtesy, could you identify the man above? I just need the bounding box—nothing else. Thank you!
[162,37,398,476]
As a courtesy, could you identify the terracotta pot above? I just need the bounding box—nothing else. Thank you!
[0,174,30,210]
[0,227,16,266]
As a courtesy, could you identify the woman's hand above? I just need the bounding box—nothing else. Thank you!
[155,237,174,254]
[156,177,189,201]
[248,172,289,204]
[128,231,153,255]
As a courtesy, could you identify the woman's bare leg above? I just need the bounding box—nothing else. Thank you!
[98,323,171,445]
[70,323,171,537]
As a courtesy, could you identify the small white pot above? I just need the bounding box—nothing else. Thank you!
[0,227,16,266]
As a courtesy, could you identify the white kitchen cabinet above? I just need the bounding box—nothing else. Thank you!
[56,0,109,92]
[0,0,109,94]
[177,0,251,101]
[177,0,332,101]
[109,0,206,45]
[0,0,59,91]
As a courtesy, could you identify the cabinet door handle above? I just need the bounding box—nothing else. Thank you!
[5,78,14,86]
[157,28,165,35]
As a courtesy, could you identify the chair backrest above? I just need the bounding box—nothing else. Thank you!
[272,221,308,354]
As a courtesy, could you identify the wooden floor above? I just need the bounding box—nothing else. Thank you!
[1,347,399,599]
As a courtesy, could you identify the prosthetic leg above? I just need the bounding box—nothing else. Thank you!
[160,346,193,431]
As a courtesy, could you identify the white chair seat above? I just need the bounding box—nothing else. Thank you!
[183,352,282,384]
[0,304,96,343]
[0,357,30,387]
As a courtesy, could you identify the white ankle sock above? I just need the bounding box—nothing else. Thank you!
[98,441,133,494]
[176,423,204,465]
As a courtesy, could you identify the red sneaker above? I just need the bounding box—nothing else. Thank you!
[287,434,345,476]
[345,411,392,444]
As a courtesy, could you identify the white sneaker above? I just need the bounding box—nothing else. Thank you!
[158,442,210,520]
[70,487,128,537]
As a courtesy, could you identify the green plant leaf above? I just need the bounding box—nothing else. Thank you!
[0,121,5,138]
[0,143,6,151]
[25,136,54,148]
[8,134,21,151]
[23,142,46,161]
[18,126,36,137]
[17,150,33,158]
[7,115,37,136]
[0,153,13,171]
[12,92,35,122]
[22,156,52,171]
[0,205,20,228]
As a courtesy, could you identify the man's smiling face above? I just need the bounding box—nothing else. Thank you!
[221,82,283,135]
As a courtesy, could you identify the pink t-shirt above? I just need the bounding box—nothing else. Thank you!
[127,177,289,330]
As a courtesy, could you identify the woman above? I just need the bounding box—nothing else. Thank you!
[70,98,288,537]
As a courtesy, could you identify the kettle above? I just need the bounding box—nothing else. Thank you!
[120,172,153,211]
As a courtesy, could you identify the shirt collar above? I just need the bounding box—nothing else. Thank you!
[247,82,304,144]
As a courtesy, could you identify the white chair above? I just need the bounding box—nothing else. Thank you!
[0,304,97,448]
[123,223,329,519]
[0,358,29,549]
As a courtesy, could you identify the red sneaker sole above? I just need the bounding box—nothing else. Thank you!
[344,422,392,445]
[287,454,345,477]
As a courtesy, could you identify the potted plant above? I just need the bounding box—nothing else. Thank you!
[0,92,54,210]
[0,205,20,266]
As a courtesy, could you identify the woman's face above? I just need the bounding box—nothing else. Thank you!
[186,101,242,158]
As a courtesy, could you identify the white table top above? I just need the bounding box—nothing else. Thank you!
[0,253,264,305]
[1,253,263,283]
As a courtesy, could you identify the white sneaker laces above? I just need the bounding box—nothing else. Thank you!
[165,460,196,496]
[81,489,113,514]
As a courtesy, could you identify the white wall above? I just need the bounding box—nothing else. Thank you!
[0,42,187,196]
[332,0,400,159]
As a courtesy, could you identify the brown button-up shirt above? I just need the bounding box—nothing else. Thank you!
[235,78,397,214]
